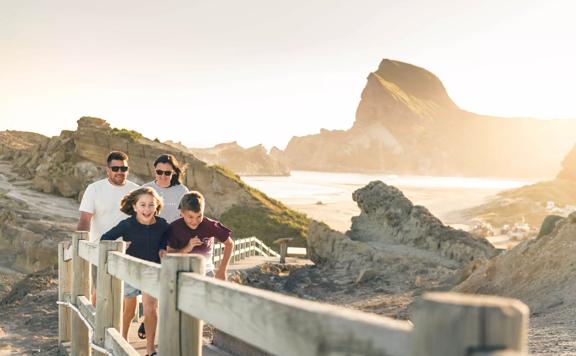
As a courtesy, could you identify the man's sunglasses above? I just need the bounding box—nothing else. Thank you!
[110,166,129,172]
[156,169,173,176]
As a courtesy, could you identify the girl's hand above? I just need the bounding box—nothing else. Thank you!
[159,249,167,259]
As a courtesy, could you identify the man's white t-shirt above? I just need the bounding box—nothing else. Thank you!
[79,178,139,242]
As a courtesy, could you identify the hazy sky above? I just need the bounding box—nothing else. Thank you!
[2,0,575,149]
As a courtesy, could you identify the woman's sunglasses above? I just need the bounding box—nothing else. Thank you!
[155,169,173,176]
[110,166,129,172]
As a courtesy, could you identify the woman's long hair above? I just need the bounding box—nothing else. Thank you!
[154,154,187,187]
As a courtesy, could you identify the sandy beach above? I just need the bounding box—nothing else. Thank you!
[243,171,534,232]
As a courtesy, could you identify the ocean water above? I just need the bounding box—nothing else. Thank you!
[242,171,533,205]
[242,171,536,231]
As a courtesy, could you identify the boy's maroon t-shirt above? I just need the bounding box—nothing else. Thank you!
[167,217,231,255]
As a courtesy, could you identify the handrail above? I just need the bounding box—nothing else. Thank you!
[177,272,412,356]
[58,232,530,356]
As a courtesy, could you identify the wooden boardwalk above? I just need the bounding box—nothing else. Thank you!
[58,233,530,356]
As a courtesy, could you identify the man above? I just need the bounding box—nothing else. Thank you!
[77,151,139,304]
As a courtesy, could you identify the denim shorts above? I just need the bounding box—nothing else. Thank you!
[124,283,141,298]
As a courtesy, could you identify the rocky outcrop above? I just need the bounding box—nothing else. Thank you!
[0,131,49,157]
[302,181,497,297]
[348,181,496,263]
[280,59,576,178]
[1,117,310,249]
[0,161,77,273]
[455,212,576,313]
[165,140,289,176]
[307,221,463,291]
[461,142,576,229]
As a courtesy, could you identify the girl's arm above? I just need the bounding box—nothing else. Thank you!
[100,220,128,241]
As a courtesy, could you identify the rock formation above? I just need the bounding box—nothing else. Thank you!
[0,161,77,272]
[347,181,496,263]
[455,212,576,313]
[279,59,576,178]
[298,181,497,298]
[165,140,289,176]
[1,117,310,258]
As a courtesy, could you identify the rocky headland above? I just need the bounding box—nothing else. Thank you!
[461,143,576,230]
[165,140,289,176]
[277,59,576,178]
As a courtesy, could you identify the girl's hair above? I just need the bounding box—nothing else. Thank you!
[120,187,164,216]
[154,154,187,187]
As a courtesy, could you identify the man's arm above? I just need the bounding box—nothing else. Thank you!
[215,238,234,281]
[77,211,93,231]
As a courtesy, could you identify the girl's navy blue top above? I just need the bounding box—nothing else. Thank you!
[101,216,170,263]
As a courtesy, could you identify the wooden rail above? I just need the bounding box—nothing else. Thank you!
[213,236,280,266]
[58,231,529,356]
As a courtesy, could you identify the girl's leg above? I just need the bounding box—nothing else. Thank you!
[122,297,137,340]
[142,293,159,355]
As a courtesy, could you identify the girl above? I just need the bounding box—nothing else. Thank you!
[101,187,168,356]
[139,153,188,339]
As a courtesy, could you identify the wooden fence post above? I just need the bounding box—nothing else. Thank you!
[94,240,125,355]
[71,231,91,356]
[158,254,206,356]
[274,238,292,264]
[58,241,72,347]
[410,292,528,356]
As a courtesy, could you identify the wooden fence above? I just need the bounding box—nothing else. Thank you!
[213,236,279,266]
[58,231,529,356]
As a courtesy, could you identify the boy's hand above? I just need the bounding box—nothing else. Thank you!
[186,236,203,251]
[159,249,167,259]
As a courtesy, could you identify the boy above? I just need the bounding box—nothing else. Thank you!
[166,191,234,280]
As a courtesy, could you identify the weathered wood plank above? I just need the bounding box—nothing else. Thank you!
[178,273,412,356]
[158,254,206,356]
[63,244,73,262]
[77,295,95,330]
[107,251,161,299]
[94,241,125,355]
[410,292,529,356]
[78,240,99,266]
[58,242,72,344]
[71,232,91,356]
[287,247,307,257]
[104,328,140,356]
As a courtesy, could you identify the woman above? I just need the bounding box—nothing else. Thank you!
[143,154,189,223]
[138,153,189,339]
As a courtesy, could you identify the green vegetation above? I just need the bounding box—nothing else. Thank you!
[219,205,309,248]
[111,128,143,142]
[210,164,311,247]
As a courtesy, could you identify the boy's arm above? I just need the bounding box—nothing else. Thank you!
[215,238,234,281]
[167,237,203,254]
